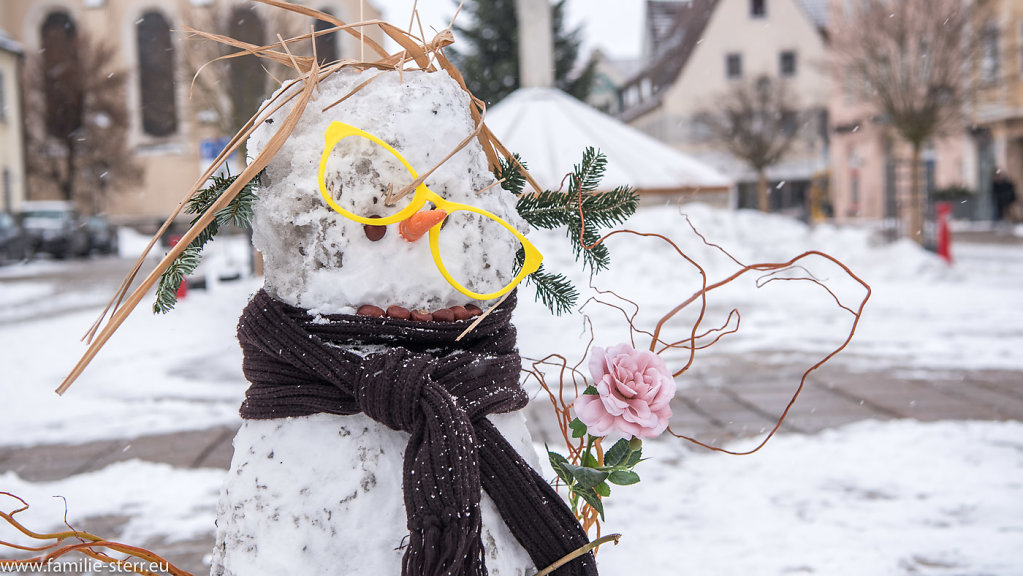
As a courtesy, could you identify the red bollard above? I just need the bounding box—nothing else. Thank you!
[936,202,953,264]
[168,234,188,299]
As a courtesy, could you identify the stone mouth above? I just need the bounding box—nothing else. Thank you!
[356,304,483,323]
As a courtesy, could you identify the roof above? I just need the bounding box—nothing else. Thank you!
[486,87,732,193]
[797,0,829,29]
[0,29,22,55]
[620,0,717,122]
[645,0,691,60]
[621,0,827,122]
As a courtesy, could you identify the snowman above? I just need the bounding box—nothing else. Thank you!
[209,67,596,576]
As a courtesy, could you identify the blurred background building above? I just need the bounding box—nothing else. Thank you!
[0,0,381,225]
[0,29,24,214]
[616,0,830,215]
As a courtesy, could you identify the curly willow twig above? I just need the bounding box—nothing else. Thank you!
[528,173,872,534]
[0,493,193,576]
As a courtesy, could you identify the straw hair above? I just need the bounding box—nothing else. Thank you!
[60,0,541,395]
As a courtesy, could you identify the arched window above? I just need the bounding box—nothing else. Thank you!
[137,11,177,136]
[228,7,267,133]
[315,9,340,65]
[40,11,83,139]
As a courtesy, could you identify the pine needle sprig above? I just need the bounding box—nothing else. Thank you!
[493,153,527,195]
[152,244,202,315]
[527,265,580,316]
[515,248,579,315]
[569,147,608,196]
[511,147,638,316]
[568,220,612,273]
[152,171,262,314]
[516,186,637,230]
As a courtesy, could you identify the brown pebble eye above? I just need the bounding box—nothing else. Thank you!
[364,214,386,241]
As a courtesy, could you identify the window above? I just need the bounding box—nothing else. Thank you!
[0,71,6,122]
[137,11,178,136]
[314,9,340,65]
[726,53,742,79]
[228,7,268,133]
[751,0,766,18]
[40,11,82,139]
[981,22,999,83]
[780,51,797,76]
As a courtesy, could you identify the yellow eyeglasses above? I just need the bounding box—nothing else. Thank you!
[317,121,543,301]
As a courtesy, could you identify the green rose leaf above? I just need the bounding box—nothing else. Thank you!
[603,438,631,468]
[626,448,643,467]
[581,449,599,469]
[583,385,599,396]
[594,481,611,497]
[608,470,641,486]
[547,447,574,485]
[574,486,605,520]
[569,418,587,439]
[564,463,609,489]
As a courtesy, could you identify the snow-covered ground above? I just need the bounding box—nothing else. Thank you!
[2,204,1021,574]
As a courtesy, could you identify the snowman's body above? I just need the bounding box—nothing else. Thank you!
[210,69,537,576]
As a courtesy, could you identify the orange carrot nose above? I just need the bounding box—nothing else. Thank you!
[399,209,447,242]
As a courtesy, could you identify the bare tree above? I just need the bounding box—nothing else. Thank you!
[831,0,978,243]
[697,75,804,212]
[23,32,140,214]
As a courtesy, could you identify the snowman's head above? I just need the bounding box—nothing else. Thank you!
[248,69,533,315]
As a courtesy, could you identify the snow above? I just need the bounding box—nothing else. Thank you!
[2,202,1022,574]
[1,461,224,545]
[596,419,1023,575]
[247,68,523,314]
[486,88,733,193]
[4,420,1020,575]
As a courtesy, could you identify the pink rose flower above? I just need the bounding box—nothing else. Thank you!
[573,344,676,439]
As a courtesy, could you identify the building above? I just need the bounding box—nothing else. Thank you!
[972,0,1023,221]
[619,0,831,214]
[827,0,1013,232]
[0,29,25,213]
[0,0,382,224]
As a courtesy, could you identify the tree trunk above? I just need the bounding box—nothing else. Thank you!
[757,170,770,212]
[908,144,923,244]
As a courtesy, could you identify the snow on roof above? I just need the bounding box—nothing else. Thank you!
[0,29,22,55]
[797,0,829,28]
[486,87,732,194]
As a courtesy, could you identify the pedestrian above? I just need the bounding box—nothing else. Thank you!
[992,169,1018,232]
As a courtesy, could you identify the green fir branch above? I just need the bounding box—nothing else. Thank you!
[153,243,202,314]
[568,220,611,273]
[153,171,262,314]
[517,187,639,232]
[569,147,607,195]
[494,153,527,195]
[510,148,638,316]
[526,265,579,316]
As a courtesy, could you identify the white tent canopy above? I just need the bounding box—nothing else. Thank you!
[485,87,732,195]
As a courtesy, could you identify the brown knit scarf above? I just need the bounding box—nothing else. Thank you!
[236,289,598,576]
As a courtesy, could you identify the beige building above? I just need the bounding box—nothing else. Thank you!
[0,0,382,223]
[620,0,830,213]
[973,0,1023,219]
[0,29,25,213]
[828,0,1021,228]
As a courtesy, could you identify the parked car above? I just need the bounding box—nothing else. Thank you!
[20,201,90,259]
[85,214,119,255]
[0,212,29,264]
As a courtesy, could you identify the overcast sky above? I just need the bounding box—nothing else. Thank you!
[368,0,645,60]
